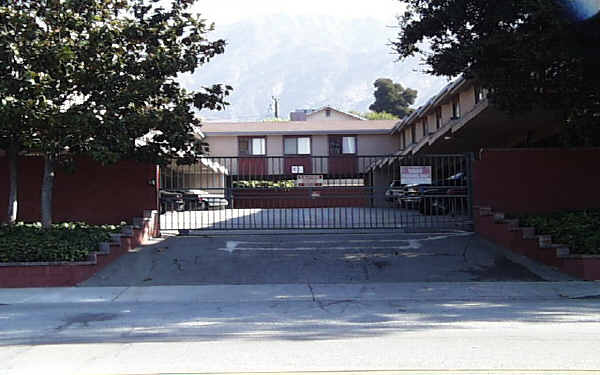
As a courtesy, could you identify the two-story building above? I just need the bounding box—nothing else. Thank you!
[391,76,560,156]
[199,120,399,178]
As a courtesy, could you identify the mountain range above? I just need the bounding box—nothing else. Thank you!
[179,14,449,122]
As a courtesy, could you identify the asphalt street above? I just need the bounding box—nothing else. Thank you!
[82,232,554,286]
[2,232,593,374]
[2,282,600,374]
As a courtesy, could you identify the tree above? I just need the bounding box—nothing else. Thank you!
[0,7,41,225]
[393,0,600,145]
[369,78,417,118]
[363,112,400,120]
[0,0,231,228]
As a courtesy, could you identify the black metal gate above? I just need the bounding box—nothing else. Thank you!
[158,154,473,232]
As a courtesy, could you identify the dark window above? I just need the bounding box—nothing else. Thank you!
[284,136,311,155]
[325,108,331,117]
[329,135,356,155]
[411,125,416,144]
[422,118,428,137]
[238,137,266,156]
[452,96,461,119]
[436,107,442,129]
[238,137,250,156]
[401,132,406,149]
[329,135,342,155]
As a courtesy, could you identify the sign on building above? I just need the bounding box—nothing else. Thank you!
[291,166,304,174]
[296,174,324,187]
[400,166,432,185]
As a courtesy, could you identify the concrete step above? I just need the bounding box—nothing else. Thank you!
[520,227,536,239]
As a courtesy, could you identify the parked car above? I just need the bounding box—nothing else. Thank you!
[398,172,468,215]
[180,189,229,210]
[159,190,185,214]
[384,180,405,202]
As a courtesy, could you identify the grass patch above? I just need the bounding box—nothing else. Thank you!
[0,222,124,263]
[518,210,600,255]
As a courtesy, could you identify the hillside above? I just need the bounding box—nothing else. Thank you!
[179,14,448,121]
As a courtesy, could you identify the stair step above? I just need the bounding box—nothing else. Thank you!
[537,235,552,248]
[493,212,505,222]
[479,206,493,216]
[520,227,536,239]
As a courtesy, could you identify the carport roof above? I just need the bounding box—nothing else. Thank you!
[199,120,399,136]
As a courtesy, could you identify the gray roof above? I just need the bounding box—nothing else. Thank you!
[200,120,399,136]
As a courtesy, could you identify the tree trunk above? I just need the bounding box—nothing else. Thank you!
[41,155,55,229]
[7,142,18,225]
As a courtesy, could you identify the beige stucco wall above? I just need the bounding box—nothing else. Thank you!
[206,136,237,157]
[441,102,453,125]
[416,120,425,140]
[312,135,328,156]
[267,135,283,156]
[357,134,401,155]
[307,109,359,121]
[460,85,476,115]
[427,113,436,133]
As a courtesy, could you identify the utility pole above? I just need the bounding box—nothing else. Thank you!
[272,96,280,118]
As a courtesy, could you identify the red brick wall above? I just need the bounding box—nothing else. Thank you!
[473,148,600,214]
[233,187,370,208]
[0,156,158,225]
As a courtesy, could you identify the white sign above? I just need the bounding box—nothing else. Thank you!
[401,166,432,185]
[291,165,304,174]
[296,174,324,187]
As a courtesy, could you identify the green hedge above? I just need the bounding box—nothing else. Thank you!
[0,222,124,263]
[518,210,600,255]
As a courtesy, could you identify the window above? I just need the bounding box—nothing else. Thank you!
[422,118,428,137]
[452,96,461,119]
[411,125,416,144]
[284,136,311,155]
[436,107,442,129]
[329,135,356,155]
[342,136,356,154]
[325,108,331,117]
[401,132,406,149]
[239,137,266,156]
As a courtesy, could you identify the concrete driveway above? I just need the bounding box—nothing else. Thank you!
[82,231,551,286]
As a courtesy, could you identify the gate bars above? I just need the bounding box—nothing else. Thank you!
[158,154,473,231]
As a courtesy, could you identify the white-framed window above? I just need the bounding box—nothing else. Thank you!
[284,136,311,155]
[342,136,356,154]
[251,138,266,155]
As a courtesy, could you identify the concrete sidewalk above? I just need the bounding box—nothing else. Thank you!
[2,281,599,305]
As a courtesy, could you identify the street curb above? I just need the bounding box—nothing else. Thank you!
[1,281,599,305]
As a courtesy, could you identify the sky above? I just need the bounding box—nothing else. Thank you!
[191,0,405,26]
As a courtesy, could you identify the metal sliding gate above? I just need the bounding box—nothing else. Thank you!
[159,154,473,232]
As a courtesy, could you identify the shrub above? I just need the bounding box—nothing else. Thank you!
[232,180,295,188]
[518,210,600,255]
[0,222,124,263]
